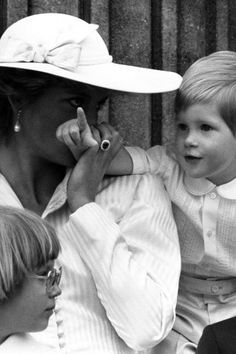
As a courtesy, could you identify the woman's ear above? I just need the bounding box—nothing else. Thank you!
[7,95,26,133]
[7,95,25,114]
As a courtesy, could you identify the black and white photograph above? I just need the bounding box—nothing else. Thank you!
[0,1,235,353]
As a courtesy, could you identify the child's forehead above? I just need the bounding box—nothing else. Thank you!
[177,102,222,121]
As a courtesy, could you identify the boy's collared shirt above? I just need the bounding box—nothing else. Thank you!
[128,145,236,278]
[128,145,236,348]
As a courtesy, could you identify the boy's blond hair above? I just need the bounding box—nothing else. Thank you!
[0,206,60,300]
[175,51,236,133]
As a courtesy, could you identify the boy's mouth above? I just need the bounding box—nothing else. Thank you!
[184,155,202,162]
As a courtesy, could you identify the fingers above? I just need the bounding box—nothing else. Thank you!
[77,108,97,147]
[56,108,122,165]
[95,122,113,143]
[56,107,98,153]
[90,125,102,145]
[91,122,120,149]
[96,122,122,153]
[56,119,81,148]
[77,107,88,131]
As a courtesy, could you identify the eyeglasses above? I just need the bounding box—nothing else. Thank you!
[29,266,62,293]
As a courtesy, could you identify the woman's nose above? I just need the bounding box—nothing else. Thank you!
[84,105,98,125]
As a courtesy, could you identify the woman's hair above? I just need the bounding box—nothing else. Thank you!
[0,206,60,300]
[0,68,78,139]
[175,51,236,134]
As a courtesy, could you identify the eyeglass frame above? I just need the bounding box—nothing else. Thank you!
[29,266,62,293]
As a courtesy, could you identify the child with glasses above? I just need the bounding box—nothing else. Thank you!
[0,206,62,354]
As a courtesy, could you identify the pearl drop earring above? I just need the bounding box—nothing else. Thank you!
[14,110,22,133]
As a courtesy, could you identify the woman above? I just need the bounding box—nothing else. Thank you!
[0,13,182,353]
[0,206,61,353]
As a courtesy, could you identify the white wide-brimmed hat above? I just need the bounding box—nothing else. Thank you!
[0,13,182,93]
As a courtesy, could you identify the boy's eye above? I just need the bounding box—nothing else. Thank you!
[38,270,48,276]
[36,265,52,277]
[200,124,212,132]
[177,123,188,131]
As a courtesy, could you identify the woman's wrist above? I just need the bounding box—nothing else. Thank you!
[68,194,94,212]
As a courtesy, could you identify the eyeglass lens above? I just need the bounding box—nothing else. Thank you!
[46,266,62,290]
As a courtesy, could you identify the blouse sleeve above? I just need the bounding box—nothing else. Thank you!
[62,174,181,351]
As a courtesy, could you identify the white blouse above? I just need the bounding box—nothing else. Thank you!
[0,172,180,353]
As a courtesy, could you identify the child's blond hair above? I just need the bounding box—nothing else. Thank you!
[175,51,236,133]
[0,206,60,300]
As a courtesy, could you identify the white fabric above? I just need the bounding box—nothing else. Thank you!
[127,145,236,352]
[0,333,60,354]
[0,37,84,70]
[0,19,110,69]
[0,13,182,93]
[128,145,236,276]
[0,172,180,354]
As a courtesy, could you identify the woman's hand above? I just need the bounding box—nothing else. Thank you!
[60,108,122,212]
[56,107,98,160]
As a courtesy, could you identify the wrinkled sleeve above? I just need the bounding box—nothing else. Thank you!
[126,145,168,176]
[62,174,181,351]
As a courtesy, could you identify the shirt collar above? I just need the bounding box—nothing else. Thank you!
[0,173,23,208]
[184,174,236,200]
[42,170,71,218]
[216,178,236,200]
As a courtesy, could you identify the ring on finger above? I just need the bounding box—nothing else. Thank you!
[100,139,111,151]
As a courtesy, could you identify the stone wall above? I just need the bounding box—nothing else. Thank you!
[0,0,234,148]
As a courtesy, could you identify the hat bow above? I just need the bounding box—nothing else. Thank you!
[0,36,82,71]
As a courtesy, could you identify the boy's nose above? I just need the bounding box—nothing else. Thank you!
[48,284,62,298]
[184,132,198,147]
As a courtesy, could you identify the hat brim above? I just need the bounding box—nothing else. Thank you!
[0,61,182,93]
